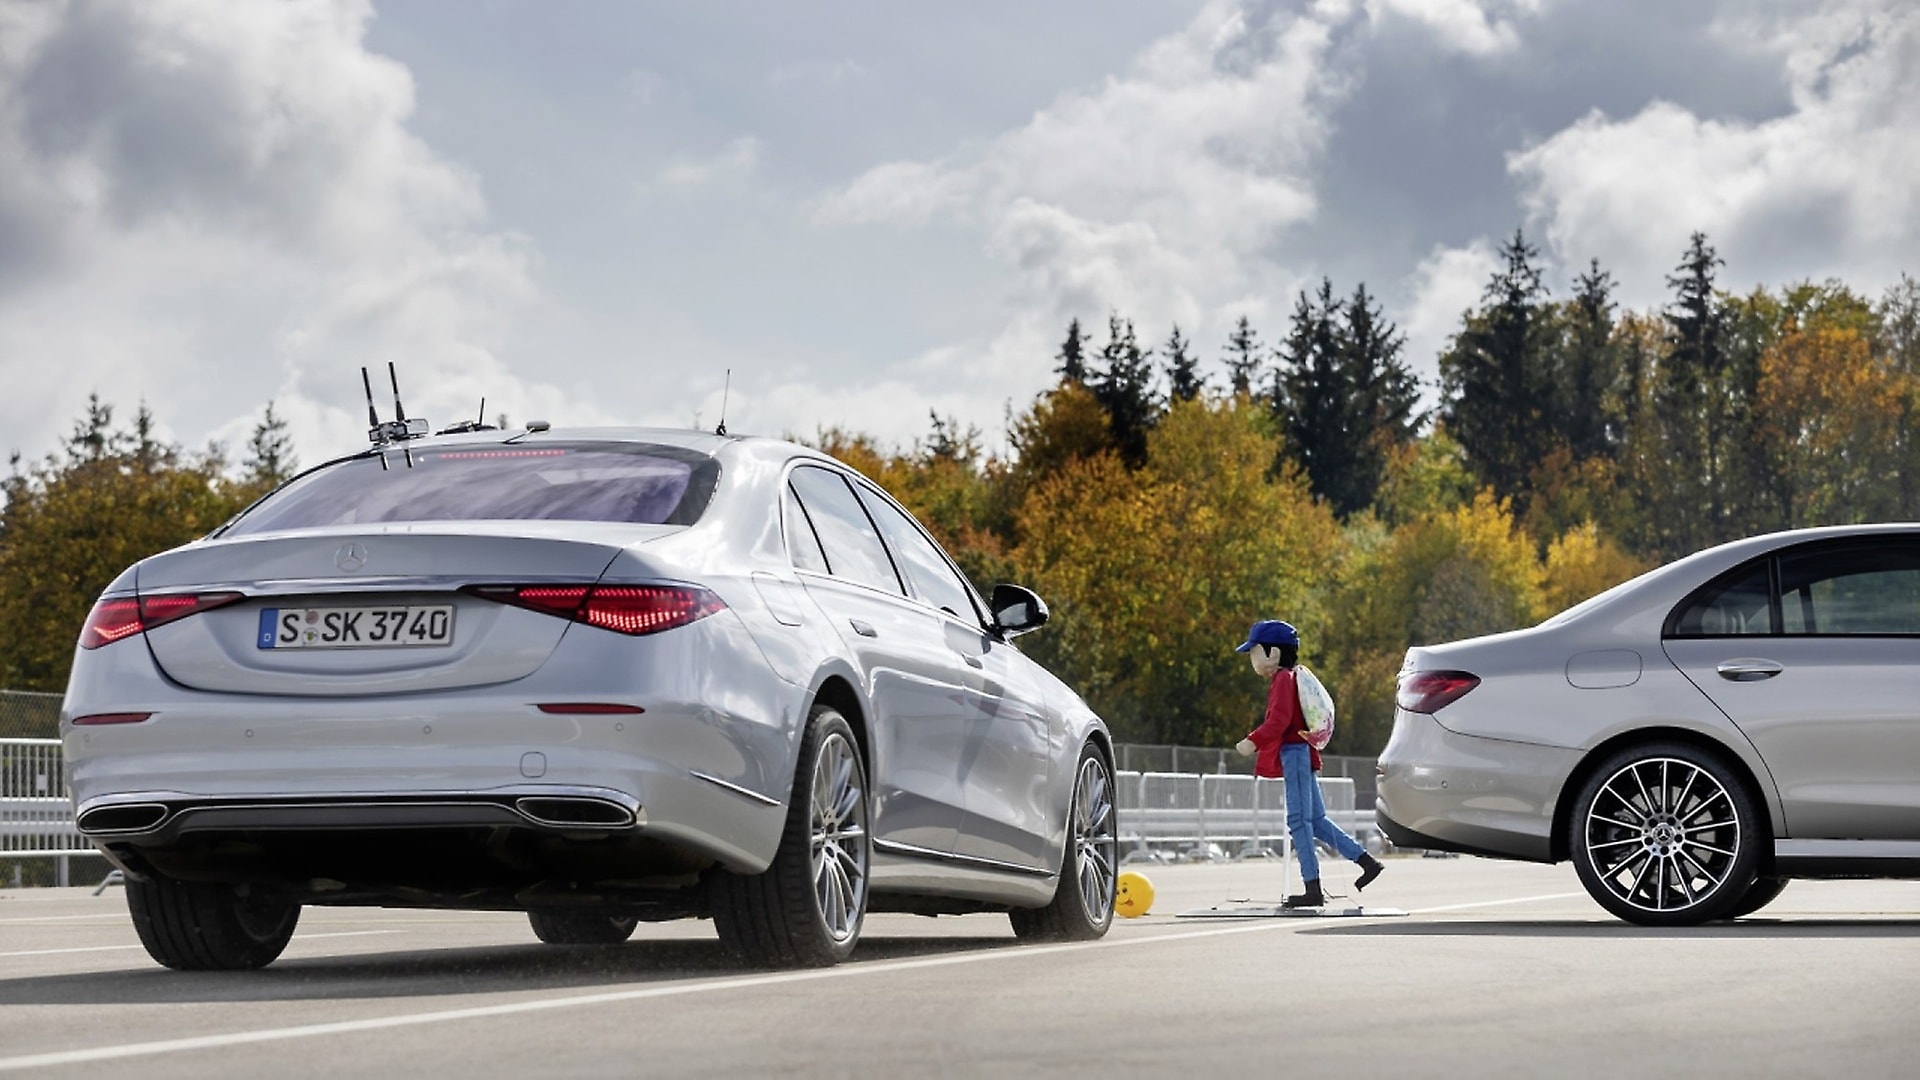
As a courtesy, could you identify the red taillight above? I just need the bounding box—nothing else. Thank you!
[79,592,243,649]
[467,584,725,637]
[582,586,726,635]
[71,712,153,726]
[1396,670,1481,714]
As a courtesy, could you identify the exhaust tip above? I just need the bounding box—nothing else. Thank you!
[78,803,169,834]
[514,796,635,829]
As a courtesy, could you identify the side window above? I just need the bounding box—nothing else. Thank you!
[1668,560,1773,637]
[856,484,981,623]
[787,466,903,595]
[1777,543,1920,635]
[783,484,829,574]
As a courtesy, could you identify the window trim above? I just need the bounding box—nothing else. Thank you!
[1663,537,1920,640]
[782,463,907,598]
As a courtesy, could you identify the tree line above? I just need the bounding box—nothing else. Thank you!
[0,398,297,692]
[828,230,1920,752]
[4,230,1916,754]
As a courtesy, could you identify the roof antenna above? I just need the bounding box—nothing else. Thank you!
[388,363,414,467]
[714,369,731,437]
[362,366,390,471]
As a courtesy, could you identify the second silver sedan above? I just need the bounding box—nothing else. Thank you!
[1378,524,1920,925]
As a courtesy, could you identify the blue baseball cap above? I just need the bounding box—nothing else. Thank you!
[1234,619,1299,652]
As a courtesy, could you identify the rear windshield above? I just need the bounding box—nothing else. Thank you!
[225,443,720,534]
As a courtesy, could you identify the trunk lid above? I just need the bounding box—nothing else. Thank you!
[136,526,669,696]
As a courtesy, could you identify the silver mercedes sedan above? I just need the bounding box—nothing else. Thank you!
[61,426,1117,969]
[1378,524,1920,926]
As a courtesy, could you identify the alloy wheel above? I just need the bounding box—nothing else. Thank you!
[809,730,868,943]
[1070,755,1118,925]
[1581,755,1743,916]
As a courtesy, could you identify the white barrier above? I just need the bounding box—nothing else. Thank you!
[1,738,94,887]
[1116,770,1369,862]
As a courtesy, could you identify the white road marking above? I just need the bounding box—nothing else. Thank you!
[0,891,1573,1072]
[0,930,401,959]
[0,914,127,925]
[1416,892,1586,914]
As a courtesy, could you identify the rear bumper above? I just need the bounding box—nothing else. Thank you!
[1374,709,1579,863]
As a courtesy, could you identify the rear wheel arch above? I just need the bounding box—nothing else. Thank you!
[1551,726,1776,871]
[809,674,870,782]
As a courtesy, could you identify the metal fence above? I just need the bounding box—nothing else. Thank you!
[1,738,92,886]
[0,689,61,740]
[1114,770,1371,863]
[1112,743,1378,808]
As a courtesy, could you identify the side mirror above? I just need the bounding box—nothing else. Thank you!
[990,583,1049,638]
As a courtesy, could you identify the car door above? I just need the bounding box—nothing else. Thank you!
[786,465,968,856]
[1663,538,1920,839]
[852,484,1055,871]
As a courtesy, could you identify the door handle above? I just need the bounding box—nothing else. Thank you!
[1715,658,1782,681]
[849,619,877,638]
[962,654,984,669]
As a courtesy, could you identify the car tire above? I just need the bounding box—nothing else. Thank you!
[1721,876,1789,920]
[1570,741,1762,927]
[1009,744,1118,942]
[126,874,300,970]
[527,910,640,945]
[710,704,869,967]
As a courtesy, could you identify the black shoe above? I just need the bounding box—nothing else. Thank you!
[1282,879,1324,908]
[1355,853,1384,892]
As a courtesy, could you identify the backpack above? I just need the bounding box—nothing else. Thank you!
[1295,664,1335,751]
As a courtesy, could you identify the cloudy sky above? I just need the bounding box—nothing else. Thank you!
[2,0,1915,469]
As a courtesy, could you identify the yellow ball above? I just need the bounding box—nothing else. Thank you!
[1114,871,1155,918]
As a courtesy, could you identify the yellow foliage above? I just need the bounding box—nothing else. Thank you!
[1756,321,1903,526]
[1012,398,1342,745]
[1543,521,1650,616]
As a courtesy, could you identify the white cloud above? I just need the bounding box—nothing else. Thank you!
[1508,0,1920,306]
[1400,239,1499,391]
[655,137,762,191]
[0,0,592,468]
[808,0,1358,427]
[1365,0,1541,57]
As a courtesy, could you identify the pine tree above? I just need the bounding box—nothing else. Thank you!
[1439,229,1555,508]
[1275,281,1421,517]
[1090,311,1160,467]
[241,400,300,495]
[1344,282,1422,451]
[1559,259,1623,460]
[1275,280,1350,509]
[1055,318,1089,383]
[1164,325,1204,403]
[1222,316,1262,397]
[1655,231,1738,551]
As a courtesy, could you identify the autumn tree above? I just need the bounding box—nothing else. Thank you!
[1012,397,1341,746]
[0,399,250,691]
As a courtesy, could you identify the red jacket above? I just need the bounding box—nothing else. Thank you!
[1245,667,1322,778]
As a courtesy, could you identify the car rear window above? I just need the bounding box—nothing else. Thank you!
[225,443,720,534]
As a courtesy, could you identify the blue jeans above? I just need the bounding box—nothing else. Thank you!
[1281,742,1365,881]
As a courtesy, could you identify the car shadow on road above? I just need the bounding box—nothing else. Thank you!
[0,933,1025,1007]
[1296,917,1920,939]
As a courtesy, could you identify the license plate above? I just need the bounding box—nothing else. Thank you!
[257,605,456,649]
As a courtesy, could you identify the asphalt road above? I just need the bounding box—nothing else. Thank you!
[2,856,1916,1078]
